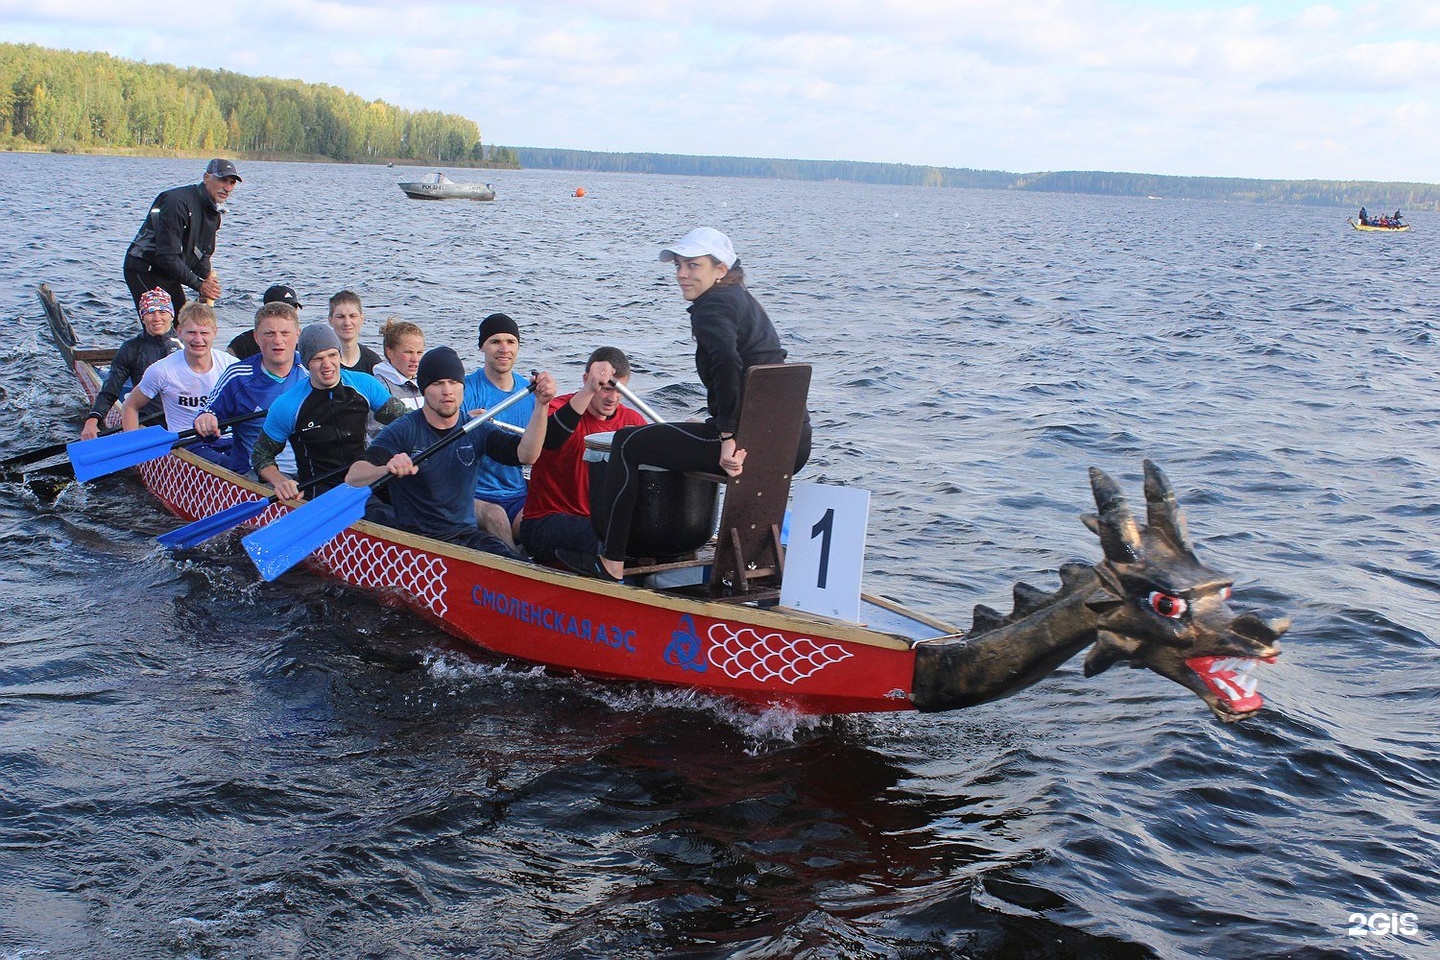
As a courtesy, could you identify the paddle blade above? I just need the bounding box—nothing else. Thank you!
[242,484,370,581]
[157,498,270,550]
[67,426,181,482]
[0,457,73,482]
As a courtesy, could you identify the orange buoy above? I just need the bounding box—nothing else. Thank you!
[573,187,586,197]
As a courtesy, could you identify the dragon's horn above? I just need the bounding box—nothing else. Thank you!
[1142,460,1192,552]
[1088,467,1142,563]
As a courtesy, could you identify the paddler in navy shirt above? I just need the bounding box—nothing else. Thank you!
[348,347,557,561]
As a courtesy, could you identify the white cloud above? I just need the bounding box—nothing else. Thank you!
[3,0,1438,179]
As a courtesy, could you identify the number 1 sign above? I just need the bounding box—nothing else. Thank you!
[780,482,870,621]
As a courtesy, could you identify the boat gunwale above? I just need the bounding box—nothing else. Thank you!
[163,450,921,651]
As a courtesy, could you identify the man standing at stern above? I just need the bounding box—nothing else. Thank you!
[123,159,240,312]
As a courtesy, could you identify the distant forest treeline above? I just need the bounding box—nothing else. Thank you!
[514,147,1440,212]
[0,43,518,166]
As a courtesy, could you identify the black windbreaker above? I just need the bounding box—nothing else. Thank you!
[124,182,222,292]
[688,282,788,434]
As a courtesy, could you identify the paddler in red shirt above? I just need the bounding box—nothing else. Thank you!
[519,347,648,564]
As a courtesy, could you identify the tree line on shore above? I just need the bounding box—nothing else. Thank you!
[0,42,517,167]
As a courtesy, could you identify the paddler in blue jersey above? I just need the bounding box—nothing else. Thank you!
[250,324,410,501]
[191,301,304,476]
[462,313,535,551]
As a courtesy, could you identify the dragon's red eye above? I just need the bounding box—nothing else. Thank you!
[1220,586,1233,601]
[1148,591,1188,619]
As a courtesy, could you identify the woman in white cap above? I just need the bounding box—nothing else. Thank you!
[562,227,810,582]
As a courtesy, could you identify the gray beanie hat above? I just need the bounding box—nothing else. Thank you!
[298,323,343,367]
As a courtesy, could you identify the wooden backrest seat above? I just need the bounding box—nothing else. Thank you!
[708,363,812,599]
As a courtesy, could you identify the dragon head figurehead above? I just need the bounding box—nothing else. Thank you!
[1080,460,1288,722]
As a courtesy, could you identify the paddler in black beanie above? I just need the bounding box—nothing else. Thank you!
[347,347,557,560]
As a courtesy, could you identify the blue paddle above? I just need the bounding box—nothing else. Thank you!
[243,383,537,581]
[66,410,266,483]
[157,463,355,549]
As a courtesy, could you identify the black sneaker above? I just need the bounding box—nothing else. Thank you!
[555,548,623,583]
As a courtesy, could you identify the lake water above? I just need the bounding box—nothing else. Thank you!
[1,152,1436,959]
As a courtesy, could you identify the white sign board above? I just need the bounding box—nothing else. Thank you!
[780,482,870,622]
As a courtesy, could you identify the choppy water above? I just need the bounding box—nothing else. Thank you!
[1,153,1437,959]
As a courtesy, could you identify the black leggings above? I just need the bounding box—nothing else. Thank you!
[595,419,810,563]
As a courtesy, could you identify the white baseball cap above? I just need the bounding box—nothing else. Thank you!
[659,227,737,268]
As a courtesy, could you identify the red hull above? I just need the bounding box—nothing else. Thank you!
[139,452,921,713]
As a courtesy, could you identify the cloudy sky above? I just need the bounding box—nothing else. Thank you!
[5,0,1438,182]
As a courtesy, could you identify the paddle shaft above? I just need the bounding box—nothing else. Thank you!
[83,408,266,452]
[176,408,267,444]
[609,380,666,424]
[249,461,356,508]
[0,412,162,469]
[156,461,357,549]
[67,408,268,483]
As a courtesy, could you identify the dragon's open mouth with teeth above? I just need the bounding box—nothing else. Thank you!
[1187,655,1278,717]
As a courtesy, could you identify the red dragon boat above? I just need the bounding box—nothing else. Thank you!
[37,284,1288,721]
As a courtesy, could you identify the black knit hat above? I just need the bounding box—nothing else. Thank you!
[417,346,466,391]
[478,313,520,347]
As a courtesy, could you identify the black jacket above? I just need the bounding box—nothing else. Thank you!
[688,283,788,434]
[86,329,176,423]
[124,183,222,292]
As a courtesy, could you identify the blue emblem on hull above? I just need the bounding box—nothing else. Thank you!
[665,615,707,673]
